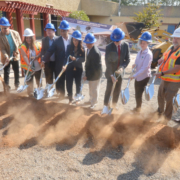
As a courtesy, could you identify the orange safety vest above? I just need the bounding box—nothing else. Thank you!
[19,42,41,71]
[159,46,180,82]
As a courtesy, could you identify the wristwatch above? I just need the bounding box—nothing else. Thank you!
[161,72,164,76]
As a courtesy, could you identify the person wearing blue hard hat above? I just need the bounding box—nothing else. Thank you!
[64,30,85,104]
[102,28,130,114]
[0,17,22,91]
[43,20,71,99]
[130,31,153,112]
[83,33,102,109]
[41,23,58,85]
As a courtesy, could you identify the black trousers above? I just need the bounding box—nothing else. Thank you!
[66,67,83,101]
[44,61,55,84]
[4,60,19,87]
[55,69,66,96]
[135,77,150,109]
[27,70,41,96]
[104,77,122,106]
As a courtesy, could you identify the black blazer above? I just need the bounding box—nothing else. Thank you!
[65,45,85,70]
[43,36,66,74]
[105,41,130,78]
[85,45,102,81]
[41,35,58,60]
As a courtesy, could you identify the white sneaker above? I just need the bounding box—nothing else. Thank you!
[90,104,97,109]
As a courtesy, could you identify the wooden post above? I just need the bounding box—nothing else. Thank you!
[16,9,24,77]
[6,12,14,29]
[43,13,49,37]
[16,9,24,41]
[29,14,36,40]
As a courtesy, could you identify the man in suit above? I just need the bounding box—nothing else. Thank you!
[43,20,71,98]
[102,28,130,112]
[83,33,102,109]
[41,23,58,85]
[0,17,22,91]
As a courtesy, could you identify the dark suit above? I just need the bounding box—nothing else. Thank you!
[44,36,67,96]
[104,41,130,105]
[41,35,58,84]
[65,45,85,101]
[85,45,102,81]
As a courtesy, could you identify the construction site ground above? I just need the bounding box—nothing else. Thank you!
[0,52,180,180]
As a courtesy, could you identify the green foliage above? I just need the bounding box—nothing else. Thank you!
[69,10,90,22]
[133,3,163,28]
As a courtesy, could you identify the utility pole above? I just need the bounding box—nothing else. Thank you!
[118,0,121,16]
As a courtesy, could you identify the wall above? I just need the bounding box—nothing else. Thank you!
[81,0,119,16]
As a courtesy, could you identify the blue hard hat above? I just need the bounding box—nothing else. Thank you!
[72,30,82,41]
[0,17,11,26]
[58,20,70,30]
[83,33,96,44]
[110,28,125,42]
[139,31,152,42]
[44,23,56,32]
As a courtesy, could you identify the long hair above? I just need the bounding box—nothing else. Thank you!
[70,38,84,55]
[23,36,35,51]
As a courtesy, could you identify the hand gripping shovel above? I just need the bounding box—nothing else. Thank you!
[101,69,124,115]
[17,59,35,93]
[120,67,136,105]
[144,64,161,101]
[173,93,180,113]
[46,56,78,98]
[33,69,44,100]
[0,57,14,71]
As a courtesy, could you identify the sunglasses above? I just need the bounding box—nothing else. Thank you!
[2,27,8,30]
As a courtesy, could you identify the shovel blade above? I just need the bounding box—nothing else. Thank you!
[34,88,44,100]
[17,84,28,93]
[101,106,110,115]
[47,88,56,98]
[145,84,154,101]
[121,88,129,105]
[144,86,150,101]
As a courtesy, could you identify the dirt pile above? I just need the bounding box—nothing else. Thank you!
[0,94,180,175]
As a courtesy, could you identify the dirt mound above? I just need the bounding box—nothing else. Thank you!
[0,94,180,174]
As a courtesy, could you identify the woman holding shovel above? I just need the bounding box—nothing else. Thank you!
[130,31,153,112]
[19,28,42,97]
[65,30,85,104]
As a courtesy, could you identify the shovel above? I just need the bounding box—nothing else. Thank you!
[101,68,124,115]
[173,93,180,113]
[33,69,44,100]
[120,67,136,105]
[73,80,86,103]
[46,56,78,98]
[144,64,161,101]
[17,59,35,93]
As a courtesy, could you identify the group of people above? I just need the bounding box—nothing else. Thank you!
[0,16,180,121]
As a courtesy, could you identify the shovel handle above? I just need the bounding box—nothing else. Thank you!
[107,81,117,107]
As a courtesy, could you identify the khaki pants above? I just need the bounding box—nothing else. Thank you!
[158,80,180,119]
[89,79,101,106]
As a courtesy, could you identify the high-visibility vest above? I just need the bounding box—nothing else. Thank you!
[19,42,41,71]
[159,46,180,82]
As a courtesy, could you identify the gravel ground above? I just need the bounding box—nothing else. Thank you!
[0,52,180,180]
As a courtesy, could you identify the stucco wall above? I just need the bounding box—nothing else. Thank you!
[81,0,119,16]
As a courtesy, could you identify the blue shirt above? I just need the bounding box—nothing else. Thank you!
[49,37,55,61]
[6,33,16,58]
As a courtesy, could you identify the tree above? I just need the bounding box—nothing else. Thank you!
[133,3,163,28]
[69,10,90,22]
